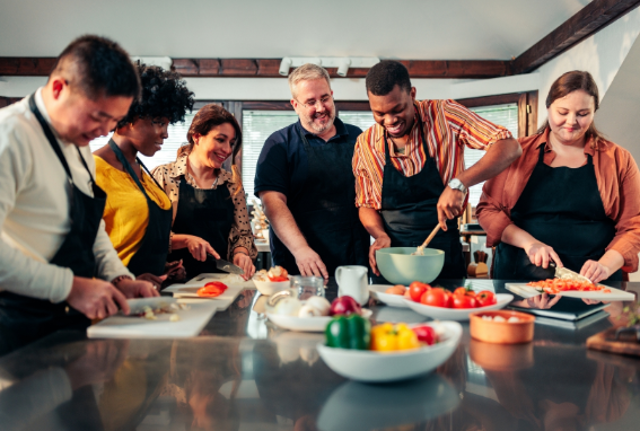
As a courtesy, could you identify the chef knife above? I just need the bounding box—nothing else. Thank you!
[552,263,593,284]
[206,253,245,275]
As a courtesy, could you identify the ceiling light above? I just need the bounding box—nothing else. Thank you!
[337,58,351,77]
[279,57,379,77]
[279,57,292,76]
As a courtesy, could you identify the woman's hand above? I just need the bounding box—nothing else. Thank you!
[185,235,219,262]
[233,252,255,281]
[136,273,167,289]
[580,260,611,284]
[524,242,563,268]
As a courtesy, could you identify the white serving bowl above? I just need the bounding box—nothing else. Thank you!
[404,293,514,321]
[253,279,291,296]
[368,284,409,308]
[317,321,462,383]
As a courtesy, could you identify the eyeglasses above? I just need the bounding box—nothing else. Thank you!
[296,95,333,110]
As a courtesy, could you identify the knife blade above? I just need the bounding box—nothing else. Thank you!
[207,253,245,275]
[552,263,592,284]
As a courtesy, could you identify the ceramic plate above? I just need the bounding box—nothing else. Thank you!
[368,284,409,308]
[404,294,513,321]
[317,321,462,382]
[267,309,373,333]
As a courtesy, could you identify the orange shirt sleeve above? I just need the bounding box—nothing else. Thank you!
[443,100,513,150]
[353,128,384,209]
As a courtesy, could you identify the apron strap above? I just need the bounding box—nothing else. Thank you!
[28,93,96,185]
[107,139,166,198]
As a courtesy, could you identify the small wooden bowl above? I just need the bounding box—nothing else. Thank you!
[469,310,535,344]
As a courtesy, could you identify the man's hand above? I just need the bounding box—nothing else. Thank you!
[436,187,465,231]
[114,278,159,298]
[293,246,328,280]
[185,235,219,262]
[66,276,130,319]
[369,234,391,276]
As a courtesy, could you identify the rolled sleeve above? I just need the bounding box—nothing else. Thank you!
[444,100,513,150]
[352,132,382,210]
[227,183,258,260]
[476,171,512,247]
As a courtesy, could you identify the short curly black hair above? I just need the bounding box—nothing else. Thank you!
[366,60,412,96]
[117,63,195,128]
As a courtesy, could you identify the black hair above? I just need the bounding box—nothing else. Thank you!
[365,60,412,96]
[117,64,195,128]
[51,35,140,100]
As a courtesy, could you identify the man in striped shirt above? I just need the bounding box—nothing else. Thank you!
[353,61,521,280]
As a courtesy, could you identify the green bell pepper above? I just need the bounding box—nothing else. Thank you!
[325,314,370,350]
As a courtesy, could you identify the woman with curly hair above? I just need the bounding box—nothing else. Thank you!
[152,104,257,280]
[93,64,194,287]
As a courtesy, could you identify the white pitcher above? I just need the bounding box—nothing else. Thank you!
[335,265,369,305]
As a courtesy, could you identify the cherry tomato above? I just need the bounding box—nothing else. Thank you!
[476,290,497,307]
[412,325,439,345]
[420,288,448,307]
[452,294,479,309]
[409,281,430,302]
[453,287,468,297]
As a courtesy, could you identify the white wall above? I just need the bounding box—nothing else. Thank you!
[534,8,640,126]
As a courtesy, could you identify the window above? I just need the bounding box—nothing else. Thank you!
[89,114,195,171]
[466,104,518,207]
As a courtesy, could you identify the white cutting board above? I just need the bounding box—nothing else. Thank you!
[164,273,253,310]
[505,282,636,301]
[186,273,256,289]
[87,299,217,339]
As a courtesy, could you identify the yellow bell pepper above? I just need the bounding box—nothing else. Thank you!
[370,323,420,352]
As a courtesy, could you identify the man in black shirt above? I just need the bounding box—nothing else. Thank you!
[254,64,369,280]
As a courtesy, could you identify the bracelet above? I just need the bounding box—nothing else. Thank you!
[111,275,133,286]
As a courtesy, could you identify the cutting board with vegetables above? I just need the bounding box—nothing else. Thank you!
[586,327,640,357]
[164,277,248,310]
[505,283,635,301]
[87,299,217,339]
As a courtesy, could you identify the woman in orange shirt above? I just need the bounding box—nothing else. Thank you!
[477,71,640,283]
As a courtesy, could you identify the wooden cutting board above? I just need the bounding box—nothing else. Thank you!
[586,327,640,357]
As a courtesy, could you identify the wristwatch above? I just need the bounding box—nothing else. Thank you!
[448,178,468,195]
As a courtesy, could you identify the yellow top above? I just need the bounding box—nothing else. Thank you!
[94,156,172,266]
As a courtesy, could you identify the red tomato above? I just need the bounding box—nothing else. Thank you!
[409,281,430,302]
[476,290,497,307]
[420,288,448,307]
[452,294,478,309]
[444,290,454,308]
[412,325,439,345]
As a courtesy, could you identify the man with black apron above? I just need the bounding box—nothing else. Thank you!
[0,36,157,356]
[255,64,369,280]
[354,61,521,281]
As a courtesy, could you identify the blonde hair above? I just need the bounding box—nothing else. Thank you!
[288,63,331,98]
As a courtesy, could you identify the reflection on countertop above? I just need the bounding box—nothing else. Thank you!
[0,279,639,430]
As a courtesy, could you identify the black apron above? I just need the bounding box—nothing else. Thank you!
[107,140,172,276]
[0,94,107,355]
[167,177,235,278]
[494,145,622,282]
[378,117,466,280]
[269,124,369,276]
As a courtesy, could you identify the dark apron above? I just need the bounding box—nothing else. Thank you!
[378,117,466,281]
[494,146,622,282]
[107,140,172,276]
[167,178,235,278]
[269,125,369,276]
[0,94,107,355]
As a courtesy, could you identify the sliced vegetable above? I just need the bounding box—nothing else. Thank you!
[527,279,605,294]
[197,281,228,297]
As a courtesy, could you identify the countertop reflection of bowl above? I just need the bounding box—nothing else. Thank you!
[376,247,444,285]
[469,338,535,371]
[317,374,459,431]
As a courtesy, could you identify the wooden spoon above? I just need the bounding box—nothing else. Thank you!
[412,225,441,255]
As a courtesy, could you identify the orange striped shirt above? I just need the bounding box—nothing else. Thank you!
[352,100,513,209]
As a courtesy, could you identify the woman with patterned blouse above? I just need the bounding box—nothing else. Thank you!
[152,104,257,280]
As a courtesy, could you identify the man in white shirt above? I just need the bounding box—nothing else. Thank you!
[0,35,157,355]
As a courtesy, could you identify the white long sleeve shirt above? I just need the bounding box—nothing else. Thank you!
[0,89,133,303]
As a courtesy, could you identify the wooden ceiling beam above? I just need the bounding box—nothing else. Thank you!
[513,0,640,74]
